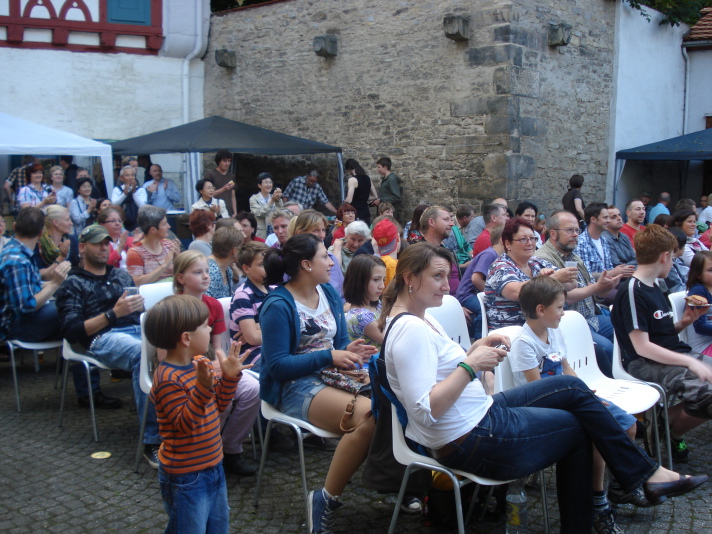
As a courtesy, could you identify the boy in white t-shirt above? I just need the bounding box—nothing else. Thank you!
[510,276,647,533]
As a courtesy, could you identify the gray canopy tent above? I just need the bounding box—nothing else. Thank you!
[110,115,344,208]
[613,128,712,205]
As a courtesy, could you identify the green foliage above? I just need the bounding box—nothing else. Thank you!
[211,0,273,12]
[623,0,712,26]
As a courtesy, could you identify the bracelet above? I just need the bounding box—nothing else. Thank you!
[457,362,476,382]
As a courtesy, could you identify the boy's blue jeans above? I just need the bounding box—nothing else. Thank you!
[158,463,229,534]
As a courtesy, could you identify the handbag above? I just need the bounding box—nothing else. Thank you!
[319,366,372,433]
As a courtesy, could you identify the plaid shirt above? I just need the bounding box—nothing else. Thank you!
[283,176,329,209]
[574,228,613,275]
[534,240,599,330]
[0,238,43,339]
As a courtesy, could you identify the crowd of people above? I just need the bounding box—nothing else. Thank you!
[2,154,712,534]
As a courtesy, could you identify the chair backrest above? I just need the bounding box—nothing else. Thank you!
[217,297,232,354]
[490,325,524,394]
[139,281,174,311]
[427,295,471,350]
[668,290,690,343]
[139,312,157,395]
[390,404,428,467]
[558,310,606,383]
[611,333,636,381]
[477,292,488,338]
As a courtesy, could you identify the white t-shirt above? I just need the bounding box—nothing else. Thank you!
[509,323,567,387]
[591,236,604,261]
[294,285,338,354]
[384,313,492,449]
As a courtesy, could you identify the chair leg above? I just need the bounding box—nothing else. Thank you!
[8,343,20,412]
[84,361,99,442]
[539,471,550,534]
[134,398,150,473]
[59,357,70,427]
[295,426,310,530]
[388,463,416,534]
[253,420,274,507]
[54,349,62,389]
[33,350,40,373]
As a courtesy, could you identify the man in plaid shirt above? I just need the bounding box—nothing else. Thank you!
[575,203,635,281]
[0,207,70,341]
[283,170,337,214]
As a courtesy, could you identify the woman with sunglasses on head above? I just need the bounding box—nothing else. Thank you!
[484,217,576,331]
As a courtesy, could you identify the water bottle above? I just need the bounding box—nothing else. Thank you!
[505,479,528,533]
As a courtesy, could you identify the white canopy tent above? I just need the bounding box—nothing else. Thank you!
[0,113,114,192]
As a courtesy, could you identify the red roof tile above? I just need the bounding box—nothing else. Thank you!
[685,7,712,42]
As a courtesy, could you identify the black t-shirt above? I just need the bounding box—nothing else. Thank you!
[611,277,690,368]
[562,188,585,223]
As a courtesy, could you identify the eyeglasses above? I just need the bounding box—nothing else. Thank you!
[554,227,581,235]
[104,219,123,224]
[512,237,538,244]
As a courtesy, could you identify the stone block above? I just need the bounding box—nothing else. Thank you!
[215,49,237,69]
[493,25,544,50]
[450,96,512,117]
[485,115,517,135]
[313,35,338,57]
[443,15,470,41]
[521,117,546,136]
[547,22,572,46]
[466,44,522,67]
[494,67,540,97]
[507,154,536,179]
[484,153,508,180]
[446,135,508,155]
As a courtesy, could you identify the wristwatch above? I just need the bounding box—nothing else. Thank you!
[104,309,117,323]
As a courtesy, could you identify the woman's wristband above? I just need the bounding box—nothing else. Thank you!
[457,362,476,382]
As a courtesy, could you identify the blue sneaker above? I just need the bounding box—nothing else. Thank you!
[308,489,343,534]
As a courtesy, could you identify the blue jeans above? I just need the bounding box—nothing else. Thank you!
[459,294,482,341]
[590,314,615,377]
[83,325,159,444]
[158,463,229,534]
[436,375,658,533]
[8,301,61,341]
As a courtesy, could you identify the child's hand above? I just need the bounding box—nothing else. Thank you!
[217,340,254,379]
[194,358,214,390]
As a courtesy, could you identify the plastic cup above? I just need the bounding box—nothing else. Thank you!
[124,287,139,296]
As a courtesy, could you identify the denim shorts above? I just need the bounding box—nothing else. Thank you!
[605,400,637,432]
[278,374,326,423]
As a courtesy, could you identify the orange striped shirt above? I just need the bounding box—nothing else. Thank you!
[150,355,239,476]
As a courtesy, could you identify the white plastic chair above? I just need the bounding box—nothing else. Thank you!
[253,401,341,525]
[134,312,156,472]
[58,340,113,442]
[560,311,662,415]
[5,338,62,412]
[427,294,472,350]
[611,334,673,469]
[138,281,173,311]
[388,404,515,534]
[477,292,488,338]
[668,290,690,343]
[217,297,233,354]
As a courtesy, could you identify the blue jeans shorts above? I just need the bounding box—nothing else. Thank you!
[278,374,326,423]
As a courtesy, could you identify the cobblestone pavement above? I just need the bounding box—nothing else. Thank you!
[2,350,712,533]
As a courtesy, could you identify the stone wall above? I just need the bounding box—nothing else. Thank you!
[205,0,617,219]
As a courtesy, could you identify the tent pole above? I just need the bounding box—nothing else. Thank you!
[613,159,626,207]
[337,152,344,204]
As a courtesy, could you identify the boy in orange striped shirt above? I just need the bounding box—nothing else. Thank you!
[146,294,253,534]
